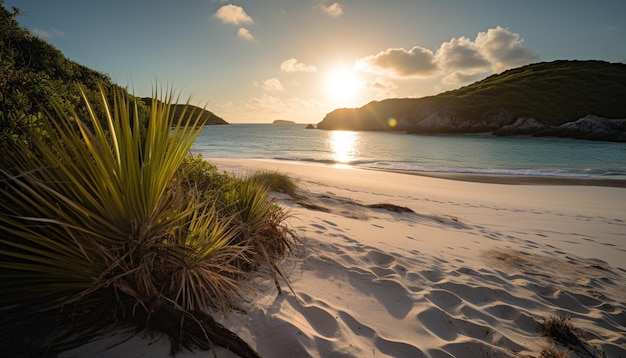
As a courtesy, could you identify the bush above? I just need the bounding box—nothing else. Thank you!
[0,86,294,356]
[249,170,298,197]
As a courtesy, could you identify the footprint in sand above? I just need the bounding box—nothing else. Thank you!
[374,336,426,358]
[372,278,413,319]
[337,311,375,338]
[299,305,340,338]
[424,289,463,311]
[366,250,395,267]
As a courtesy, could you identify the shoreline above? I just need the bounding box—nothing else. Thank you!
[392,170,626,187]
[213,157,626,188]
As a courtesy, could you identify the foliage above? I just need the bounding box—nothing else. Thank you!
[0,85,213,308]
[0,2,150,170]
[176,153,240,207]
[176,157,297,290]
[0,86,290,356]
[249,170,298,197]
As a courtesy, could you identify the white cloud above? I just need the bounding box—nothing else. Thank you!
[237,27,254,41]
[356,46,440,78]
[437,36,490,72]
[320,2,344,17]
[260,78,284,91]
[474,26,540,73]
[214,4,254,25]
[281,58,317,72]
[356,26,539,85]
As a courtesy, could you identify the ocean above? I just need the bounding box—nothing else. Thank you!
[191,124,626,180]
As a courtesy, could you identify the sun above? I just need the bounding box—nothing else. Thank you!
[324,67,361,106]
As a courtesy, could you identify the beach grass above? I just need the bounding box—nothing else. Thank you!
[0,86,294,356]
[248,170,298,197]
[538,314,605,358]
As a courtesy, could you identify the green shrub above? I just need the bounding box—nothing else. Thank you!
[249,170,298,197]
[0,86,291,355]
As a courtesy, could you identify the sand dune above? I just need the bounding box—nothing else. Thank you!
[63,159,626,358]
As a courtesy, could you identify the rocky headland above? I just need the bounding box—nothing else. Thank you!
[317,60,626,142]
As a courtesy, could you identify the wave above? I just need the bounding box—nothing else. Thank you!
[363,165,626,180]
[271,156,378,167]
[268,156,626,180]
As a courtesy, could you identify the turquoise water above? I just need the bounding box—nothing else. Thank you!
[191,124,626,180]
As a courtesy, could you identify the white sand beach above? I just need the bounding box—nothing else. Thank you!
[64,158,626,358]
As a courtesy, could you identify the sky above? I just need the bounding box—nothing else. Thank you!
[5,0,626,123]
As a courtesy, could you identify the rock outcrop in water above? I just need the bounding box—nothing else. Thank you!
[317,60,626,142]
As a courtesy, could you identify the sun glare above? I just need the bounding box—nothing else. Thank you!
[324,67,361,106]
[328,130,359,164]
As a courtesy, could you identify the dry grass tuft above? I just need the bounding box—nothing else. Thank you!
[538,314,605,358]
[540,347,571,358]
[538,315,581,348]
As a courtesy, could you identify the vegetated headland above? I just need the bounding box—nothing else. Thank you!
[318,60,626,142]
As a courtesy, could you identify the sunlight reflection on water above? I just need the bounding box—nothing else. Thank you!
[327,130,360,163]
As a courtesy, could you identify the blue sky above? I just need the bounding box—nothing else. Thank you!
[6,0,626,123]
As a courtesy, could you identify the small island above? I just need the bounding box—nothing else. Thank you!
[272,120,296,124]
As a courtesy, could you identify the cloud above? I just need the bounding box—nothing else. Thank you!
[356,26,539,85]
[356,46,440,78]
[281,58,317,72]
[437,36,490,72]
[259,78,284,91]
[474,26,540,73]
[364,79,398,98]
[213,5,255,41]
[215,94,326,122]
[214,4,254,25]
[320,2,344,17]
[365,78,398,91]
[237,27,254,41]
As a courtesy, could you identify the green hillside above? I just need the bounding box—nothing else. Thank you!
[318,60,626,131]
[438,60,626,125]
[140,98,227,126]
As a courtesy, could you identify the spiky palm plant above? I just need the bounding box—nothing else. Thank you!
[227,177,297,294]
[0,87,260,356]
